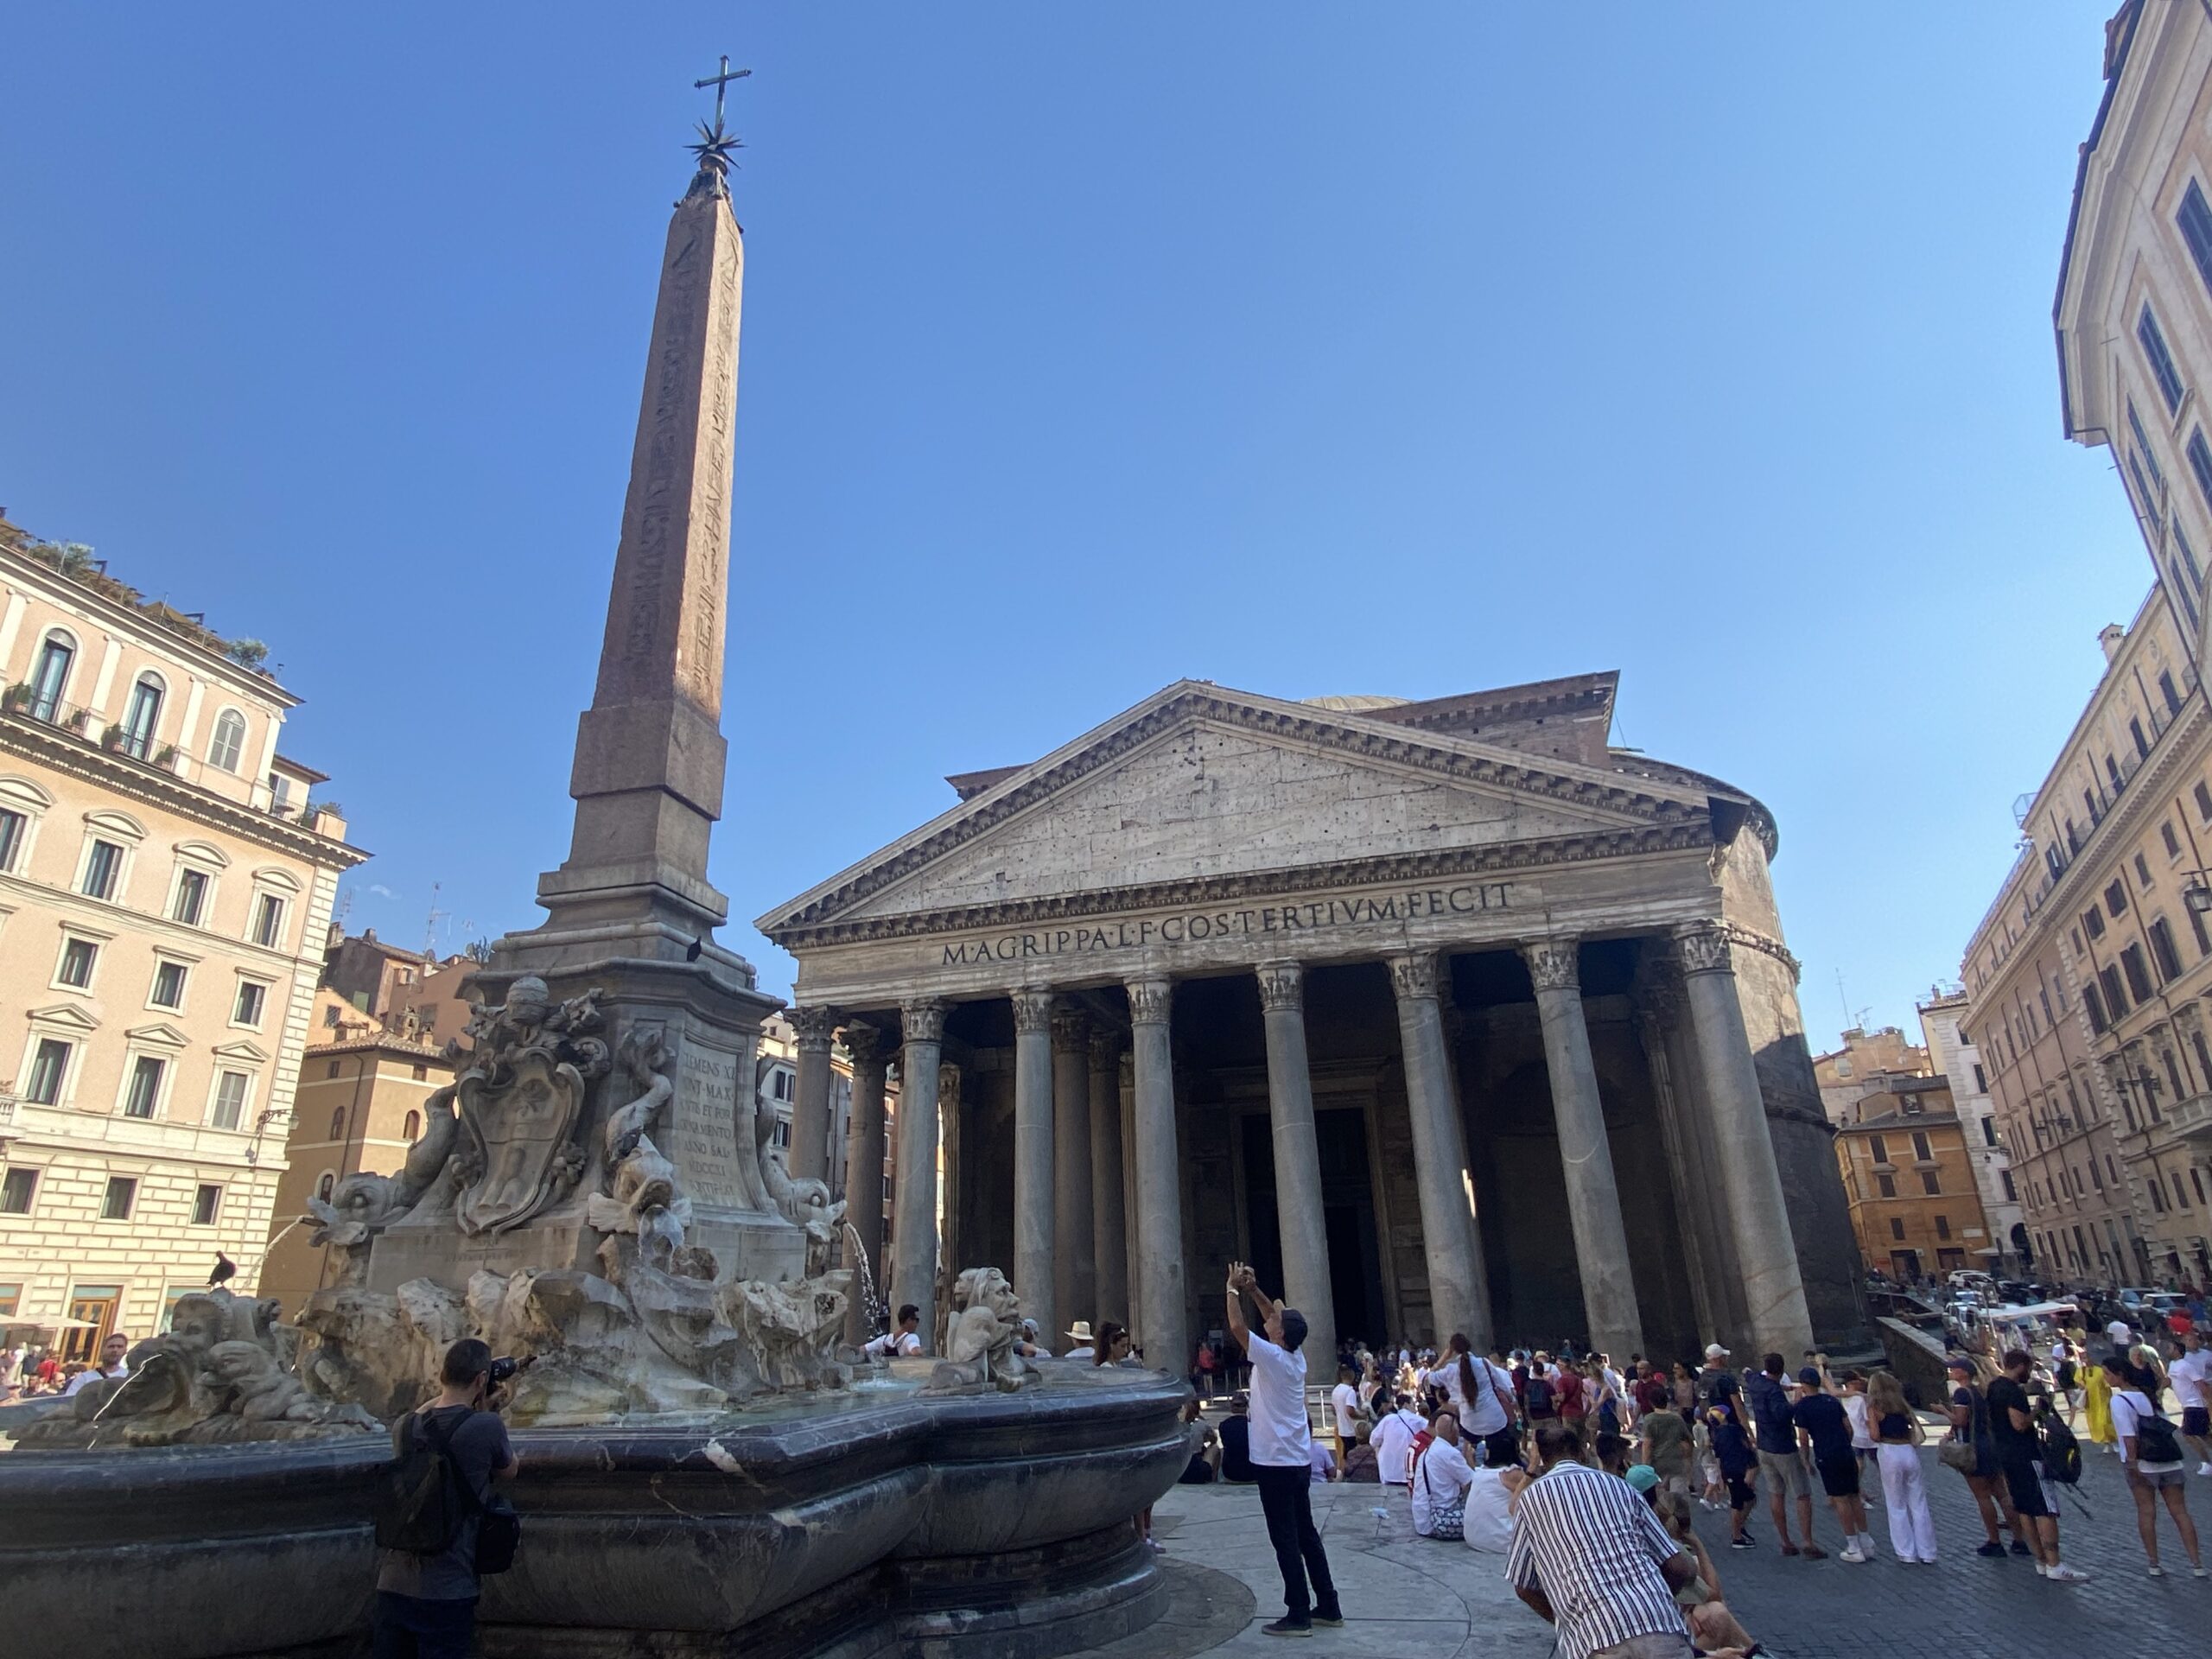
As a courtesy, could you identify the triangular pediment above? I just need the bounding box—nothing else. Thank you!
[124,1021,193,1050]
[761,682,1718,938]
[25,1003,103,1034]
[211,1039,271,1064]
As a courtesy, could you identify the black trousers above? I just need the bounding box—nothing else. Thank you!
[1482,1425,1524,1471]
[1252,1465,1338,1622]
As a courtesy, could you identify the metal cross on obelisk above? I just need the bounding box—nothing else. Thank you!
[694,54,751,134]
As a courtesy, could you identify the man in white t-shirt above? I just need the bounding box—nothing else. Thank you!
[2165,1333,2211,1475]
[1225,1261,1343,1637]
[1329,1365,1362,1469]
[63,1332,130,1397]
[863,1304,925,1359]
[1372,1393,1424,1487]
[2109,1316,2134,1351]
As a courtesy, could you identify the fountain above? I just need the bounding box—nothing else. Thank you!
[0,79,1187,1659]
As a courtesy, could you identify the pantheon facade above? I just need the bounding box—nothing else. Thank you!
[760,675,1862,1372]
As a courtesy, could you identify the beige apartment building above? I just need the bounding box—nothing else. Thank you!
[0,524,361,1355]
[2057,0,2212,663]
[1833,1075,1993,1282]
[257,1002,454,1314]
[1963,600,2212,1288]
[1917,988,2026,1271]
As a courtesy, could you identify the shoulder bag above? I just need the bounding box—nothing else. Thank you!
[1417,1446,1465,1541]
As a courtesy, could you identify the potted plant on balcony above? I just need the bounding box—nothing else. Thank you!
[154,743,178,769]
[63,707,92,734]
[99,722,126,753]
[1,683,30,714]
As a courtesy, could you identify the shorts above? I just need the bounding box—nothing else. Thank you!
[2132,1465,2187,1490]
[2183,1407,2209,1439]
[1757,1447,1811,1500]
[2003,1458,2052,1519]
[1815,1452,1860,1498]
[1724,1471,1754,1510]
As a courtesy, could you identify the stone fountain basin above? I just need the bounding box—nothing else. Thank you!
[0,1368,1191,1659]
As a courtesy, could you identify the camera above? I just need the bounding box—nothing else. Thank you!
[487,1357,523,1386]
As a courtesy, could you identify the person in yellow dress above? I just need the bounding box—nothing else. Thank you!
[2083,1351,2115,1449]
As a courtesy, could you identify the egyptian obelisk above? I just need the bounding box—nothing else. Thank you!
[424,92,798,1290]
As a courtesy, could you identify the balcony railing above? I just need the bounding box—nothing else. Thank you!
[2172,1090,2212,1147]
[2,687,341,835]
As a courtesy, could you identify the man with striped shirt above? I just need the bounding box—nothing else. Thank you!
[1508,1423,1699,1659]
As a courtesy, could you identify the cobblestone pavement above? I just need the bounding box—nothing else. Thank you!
[1141,1437,2212,1658]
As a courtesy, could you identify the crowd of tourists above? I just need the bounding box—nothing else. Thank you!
[0,1332,130,1401]
[1188,1289,2212,1645]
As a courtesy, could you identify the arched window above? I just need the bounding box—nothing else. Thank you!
[316,1172,334,1202]
[327,1106,346,1141]
[207,709,248,773]
[119,673,164,760]
[404,1110,421,1143]
[28,632,74,721]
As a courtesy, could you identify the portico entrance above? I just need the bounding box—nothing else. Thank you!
[760,675,1867,1370]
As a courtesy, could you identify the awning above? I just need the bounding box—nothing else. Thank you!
[0,1315,99,1331]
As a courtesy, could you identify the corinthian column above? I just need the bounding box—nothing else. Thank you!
[889,1000,947,1343]
[1675,924,1815,1358]
[1052,1004,1096,1348]
[1523,938,1643,1360]
[1389,952,1491,1350]
[841,1022,889,1344]
[1090,1029,1130,1327]
[1127,976,1188,1375]
[1011,988,1058,1346]
[1256,961,1337,1365]
[788,1005,837,1185]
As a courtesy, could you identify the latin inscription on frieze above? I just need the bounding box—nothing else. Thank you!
[938,882,1511,966]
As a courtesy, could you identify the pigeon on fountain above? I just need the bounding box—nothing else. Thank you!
[208,1252,238,1287]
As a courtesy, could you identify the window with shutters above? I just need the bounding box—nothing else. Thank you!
[2139,306,2186,410]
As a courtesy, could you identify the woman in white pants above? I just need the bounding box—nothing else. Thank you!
[1868,1370,1937,1563]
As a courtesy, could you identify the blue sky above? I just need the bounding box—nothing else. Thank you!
[0,4,2152,1044]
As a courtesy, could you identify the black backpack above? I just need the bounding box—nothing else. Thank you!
[1525,1374,1554,1415]
[2130,1398,2184,1466]
[2037,1403,2082,1485]
[372,1408,520,1574]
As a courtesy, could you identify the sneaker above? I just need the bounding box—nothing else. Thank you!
[2197,1463,2212,1477]
[1840,1547,1866,1564]
[2044,1564,2092,1583]
[1976,1541,2007,1558]
[1312,1613,1345,1629]
[1262,1618,1313,1638]
[2148,1565,2164,1578]
[1731,1536,1756,1550]
[2193,1567,2209,1579]
[1801,1544,1827,1560]
[2010,1539,2033,1557]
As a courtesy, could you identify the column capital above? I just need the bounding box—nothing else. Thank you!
[1088,1027,1124,1070]
[1673,922,1734,977]
[1630,963,1682,1031]
[844,1020,886,1066]
[1388,951,1440,1003]
[1011,987,1056,1033]
[1126,976,1173,1027]
[938,1059,963,1097]
[1255,959,1304,1013]
[790,1004,838,1052]
[1051,1003,1090,1053]
[1522,938,1580,995]
[901,998,949,1045]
